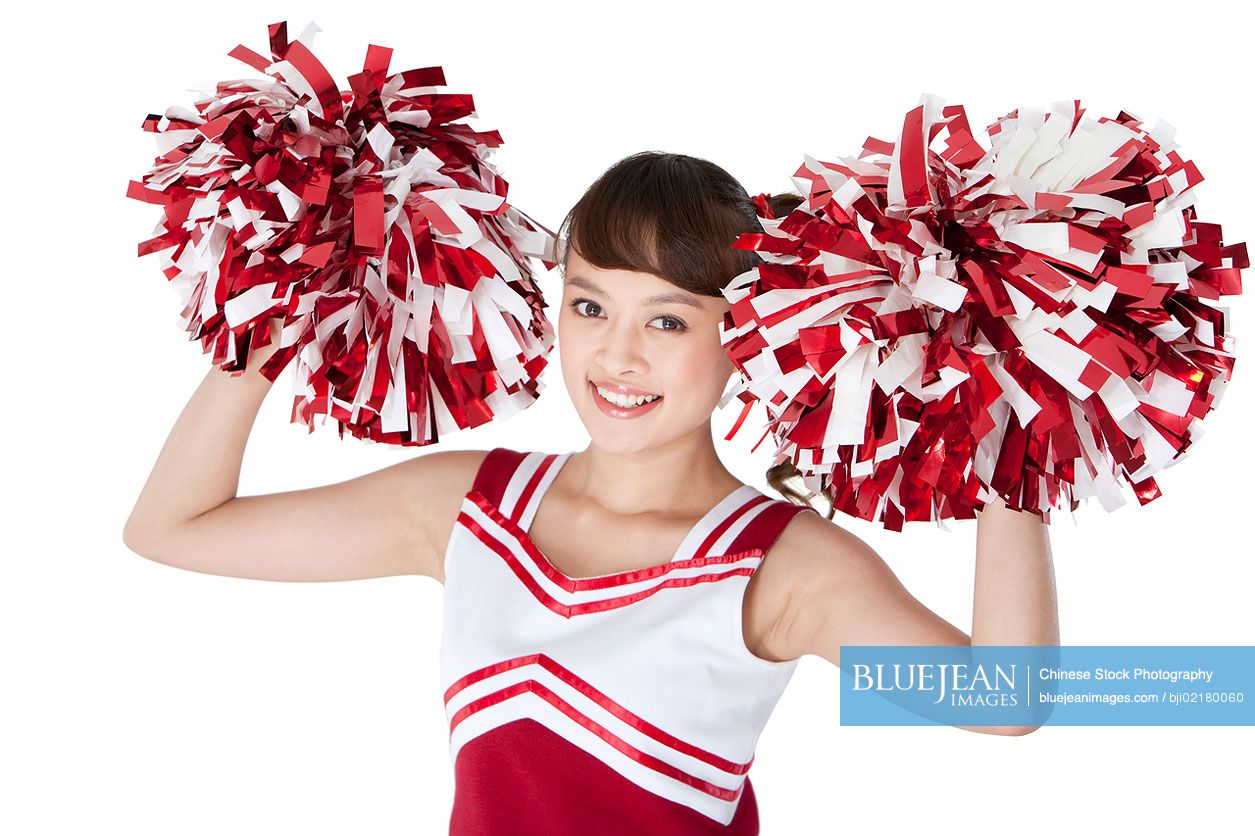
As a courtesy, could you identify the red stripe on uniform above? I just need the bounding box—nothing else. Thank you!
[469,490,764,590]
[507,451,560,524]
[446,654,753,796]
[458,508,761,617]
[689,494,773,560]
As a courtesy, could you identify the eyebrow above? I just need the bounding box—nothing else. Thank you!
[564,276,705,309]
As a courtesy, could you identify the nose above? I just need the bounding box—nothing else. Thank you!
[593,318,649,378]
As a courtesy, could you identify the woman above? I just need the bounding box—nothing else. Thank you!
[124,151,1059,835]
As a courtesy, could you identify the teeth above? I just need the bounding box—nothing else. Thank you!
[595,385,660,408]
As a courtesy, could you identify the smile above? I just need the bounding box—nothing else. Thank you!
[589,381,664,419]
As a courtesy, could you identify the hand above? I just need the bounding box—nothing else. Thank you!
[266,315,283,345]
[238,317,290,382]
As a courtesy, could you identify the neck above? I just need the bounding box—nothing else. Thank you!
[566,425,741,518]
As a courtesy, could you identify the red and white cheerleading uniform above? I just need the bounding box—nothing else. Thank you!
[440,448,818,835]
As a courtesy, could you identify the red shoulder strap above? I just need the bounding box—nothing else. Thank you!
[470,447,528,510]
[726,500,819,557]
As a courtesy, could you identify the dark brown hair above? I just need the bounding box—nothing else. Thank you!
[556,151,834,519]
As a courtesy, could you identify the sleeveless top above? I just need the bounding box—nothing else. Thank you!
[439,448,819,835]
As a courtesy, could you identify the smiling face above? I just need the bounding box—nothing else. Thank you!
[559,247,736,455]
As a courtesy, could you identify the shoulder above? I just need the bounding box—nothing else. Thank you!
[398,445,542,495]
[405,447,563,554]
[745,503,891,661]
[398,446,494,490]
[399,448,495,572]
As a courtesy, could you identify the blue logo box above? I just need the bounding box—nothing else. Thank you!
[838,646,1255,726]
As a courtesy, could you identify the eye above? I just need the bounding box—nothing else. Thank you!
[569,298,602,318]
[651,314,688,333]
[567,298,689,333]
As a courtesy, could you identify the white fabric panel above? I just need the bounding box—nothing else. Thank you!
[439,451,802,823]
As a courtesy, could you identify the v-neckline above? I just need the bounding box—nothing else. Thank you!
[518,452,754,583]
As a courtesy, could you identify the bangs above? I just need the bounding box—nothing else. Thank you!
[557,152,769,297]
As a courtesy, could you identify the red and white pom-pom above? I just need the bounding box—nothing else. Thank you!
[128,21,557,445]
[721,94,1246,529]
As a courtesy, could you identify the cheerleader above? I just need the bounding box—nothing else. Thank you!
[124,151,1058,835]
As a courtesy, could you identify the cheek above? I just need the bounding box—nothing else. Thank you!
[557,314,592,384]
[660,344,731,401]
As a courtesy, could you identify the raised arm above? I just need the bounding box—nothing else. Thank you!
[122,325,485,583]
[746,500,1057,735]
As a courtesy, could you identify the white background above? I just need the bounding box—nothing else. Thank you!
[4,0,1253,833]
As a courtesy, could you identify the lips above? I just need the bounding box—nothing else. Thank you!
[590,379,660,398]
[588,380,664,418]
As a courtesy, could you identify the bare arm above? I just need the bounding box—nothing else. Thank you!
[749,500,1057,735]
[122,329,484,583]
[971,497,1059,647]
